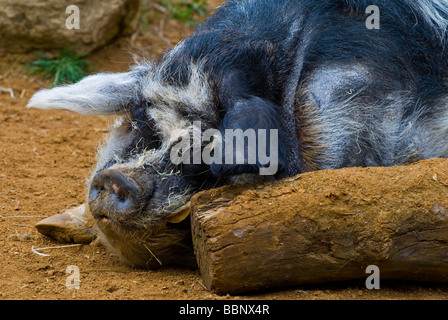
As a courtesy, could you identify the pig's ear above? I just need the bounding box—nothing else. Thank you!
[26,71,141,116]
[210,95,288,177]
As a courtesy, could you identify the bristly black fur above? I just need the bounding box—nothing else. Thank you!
[157,0,448,174]
[163,0,448,97]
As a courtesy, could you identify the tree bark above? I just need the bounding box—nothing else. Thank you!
[190,159,448,295]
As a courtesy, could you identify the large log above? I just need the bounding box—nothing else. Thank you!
[190,158,448,295]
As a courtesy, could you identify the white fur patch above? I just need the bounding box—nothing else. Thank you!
[92,117,135,174]
[147,108,191,146]
[141,62,214,148]
[142,63,212,115]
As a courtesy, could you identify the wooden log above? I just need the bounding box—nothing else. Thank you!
[190,158,448,295]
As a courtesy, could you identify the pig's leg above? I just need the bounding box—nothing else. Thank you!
[35,204,96,244]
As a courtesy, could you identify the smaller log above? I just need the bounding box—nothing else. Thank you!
[190,159,448,295]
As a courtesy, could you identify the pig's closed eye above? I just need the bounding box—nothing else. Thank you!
[146,136,162,150]
[130,109,162,150]
[142,121,162,150]
[132,134,162,153]
[122,129,162,160]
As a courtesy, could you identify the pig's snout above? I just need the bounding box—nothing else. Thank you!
[89,169,141,219]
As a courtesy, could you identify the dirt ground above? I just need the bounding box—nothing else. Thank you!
[1,0,448,301]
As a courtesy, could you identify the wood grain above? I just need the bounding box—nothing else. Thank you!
[190,159,448,294]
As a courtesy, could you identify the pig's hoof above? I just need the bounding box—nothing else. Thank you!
[35,204,96,244]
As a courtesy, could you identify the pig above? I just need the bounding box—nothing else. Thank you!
[28,0,448,268]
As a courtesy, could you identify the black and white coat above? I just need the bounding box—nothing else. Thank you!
[28,0,448,268]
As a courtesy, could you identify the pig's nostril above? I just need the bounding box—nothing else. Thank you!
[112,183,128,202]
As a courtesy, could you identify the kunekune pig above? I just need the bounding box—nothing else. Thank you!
[28,0,448,268]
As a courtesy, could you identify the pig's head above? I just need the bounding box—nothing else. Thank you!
[27,62,226,268]
[27,54,287,268]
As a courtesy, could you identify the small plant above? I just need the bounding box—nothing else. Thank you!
[163,0,208,26]
[27,49,92,87]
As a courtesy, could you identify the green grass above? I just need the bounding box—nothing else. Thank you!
[27,49,92,87]
[163,0,208,26]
